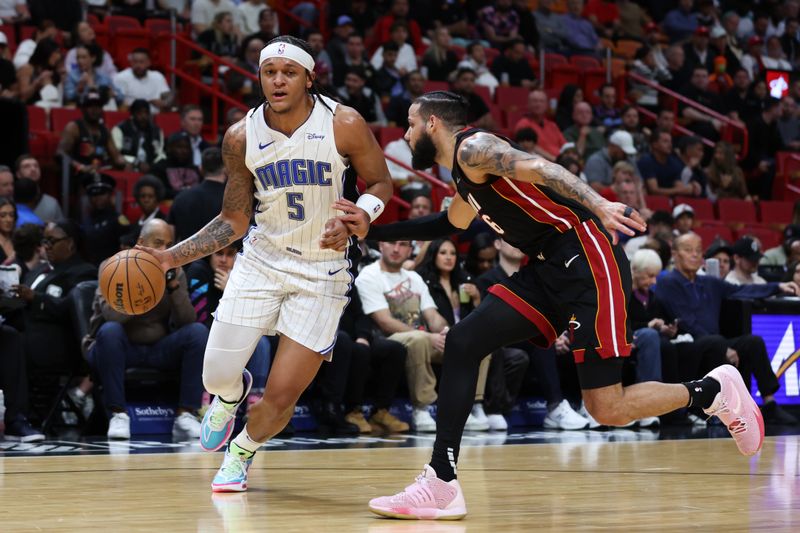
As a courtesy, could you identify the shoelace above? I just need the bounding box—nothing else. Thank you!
[393,474,434,506]
[706,397,748,433]
[208,400,237,430]
[219,455,248,480]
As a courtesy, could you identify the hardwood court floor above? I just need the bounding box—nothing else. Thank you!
[1,435,798,532]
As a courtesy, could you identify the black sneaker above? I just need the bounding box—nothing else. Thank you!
[4,416,45,442]
[761,400,799,425]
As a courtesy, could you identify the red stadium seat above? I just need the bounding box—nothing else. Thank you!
[759,200,794,227]
[107,15,141,32]
[484,47,501,66]
[582,68,608,105]
[718,198,757,226]
[494,86,529,113]
[506,109,528,133]
[644,195,671,213]
[103,110,129,129]
[735,226,782,250]
[423,81,449,93]
[694,223,733,245]
[488,105,504,129]
[27,105,48,131]
[547,64,581,90]
[378,126,404,147]
[155,112,182,136]
[674,196,714,221]
[570,55,602,69]
[50,108,83,132]
[473,84,491,107]
[0,24,16,52]
[544,53,568,66]
[104,170,142,198]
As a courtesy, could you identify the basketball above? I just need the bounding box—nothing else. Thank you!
[99,249,166,315]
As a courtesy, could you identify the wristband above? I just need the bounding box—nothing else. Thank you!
[355,193,385,223]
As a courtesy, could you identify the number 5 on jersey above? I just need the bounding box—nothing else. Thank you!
[467,193,504,234]
[287,192,305,220]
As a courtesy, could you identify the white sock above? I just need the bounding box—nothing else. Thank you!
[231,425,265,455]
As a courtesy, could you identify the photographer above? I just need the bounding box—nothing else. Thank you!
[84,219,207,440]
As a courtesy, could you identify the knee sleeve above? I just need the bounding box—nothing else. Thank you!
[203,321,265,399]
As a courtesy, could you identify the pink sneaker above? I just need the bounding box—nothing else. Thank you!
[703,364,765,456]
[368,465,467,520]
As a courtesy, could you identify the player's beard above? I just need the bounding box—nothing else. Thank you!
[410,131,438,170]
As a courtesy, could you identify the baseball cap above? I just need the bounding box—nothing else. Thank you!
[732,236,763,261]
[608,130,637,156]
[672,203,695,219]
[694,26,710,37]
[83,173,116,196]
[748,35,764,47]
[336,15,354,27]
[704,237,733,259]
[559,142,577,155]
[0,31,7,46]
[784,224,800,244]
[710,26,726,39]
[644,22,659,34]
[80,90,105,108]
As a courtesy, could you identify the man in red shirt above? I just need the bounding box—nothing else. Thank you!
[513,89,566,161]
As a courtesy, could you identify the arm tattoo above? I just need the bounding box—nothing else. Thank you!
[459,133,605,210]
[167,120,252,266]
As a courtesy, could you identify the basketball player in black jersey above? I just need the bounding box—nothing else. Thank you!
[327,91,765,520]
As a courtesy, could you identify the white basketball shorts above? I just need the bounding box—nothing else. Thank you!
[214,240,352,358]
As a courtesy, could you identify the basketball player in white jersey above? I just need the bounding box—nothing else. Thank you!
[140,35,393,492]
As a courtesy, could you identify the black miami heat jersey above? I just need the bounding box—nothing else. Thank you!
[451,128,601,257]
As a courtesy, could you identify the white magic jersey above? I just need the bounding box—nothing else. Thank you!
[244,94,350,263]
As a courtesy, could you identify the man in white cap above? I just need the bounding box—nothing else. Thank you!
[584,130,639,192]
[140,35,394,493]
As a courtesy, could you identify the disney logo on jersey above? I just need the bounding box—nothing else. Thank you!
[306,133,326,141]
[255,158,332,189]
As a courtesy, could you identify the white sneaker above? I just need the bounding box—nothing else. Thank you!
[578,402,603,429]
[107,412,131,440]
[638,416,660,428]
[464,403,489,431]
[173,412,202,439]
[486,414,508,431]
[412,407,436,432]
[544,400,589,430]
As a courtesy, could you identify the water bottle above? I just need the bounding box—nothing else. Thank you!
[0,389,5,435]
[705,258,720,278]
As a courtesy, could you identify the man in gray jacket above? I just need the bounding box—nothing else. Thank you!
[86,219,207,439]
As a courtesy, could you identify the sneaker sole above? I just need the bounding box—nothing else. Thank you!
[708,365,765,456]
[3,435,46,443]
[369,505,466,520]
[200,370,254,452]
[211,482,247,493]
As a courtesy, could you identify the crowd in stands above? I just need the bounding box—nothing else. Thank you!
[3,0,800,443]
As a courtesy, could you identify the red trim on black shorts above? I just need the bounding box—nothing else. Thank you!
[574,220,631,358]
[489,284,558,347]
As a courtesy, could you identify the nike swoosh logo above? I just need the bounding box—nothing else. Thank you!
[328,268,344,276]
[565,254,580,268]
[259,141,275,150]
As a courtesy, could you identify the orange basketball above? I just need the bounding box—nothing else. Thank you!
[99,249,166,315]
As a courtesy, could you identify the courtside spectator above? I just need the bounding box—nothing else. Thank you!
[14,154,63,222]
[761,225,800,267]
[385,70,424,129]
[86,219,206,440]
[585,130,638,192]
[457,42,499,97]
[13,19,58,70]
[64,21,117,79]
[451,67,495,131]
[10,223,44,279]
[191,0,241,37]
[370,21,418,74]
[334,33,375,88]
[0,165,12,199]
[662,0,698,43]
[63,43,120,108]
[17,37,62,105]
[123,175,167,245]
[563,101,605,160]
[726,237,768,285]
[561,0,600,56]
[179,105,210,168]
[705,141,750,201]
[355,239,449,432]
[226,37,265,108]
[514,90,566,161]
[151,132,202,199]
[478,0,520,50]
[82,173,129,266]
[373,42,405,100]
[490,38,535,88]
[238,0,270,36]
[370,0,424,55]
[534,0,566,53]
[421,27,459,83]
[111,99,166,173]
[594,84,622,130]
[639,128,692,197]
[168,147,225,242]
[336,66,386,127]
[11,178,43,227]
[57,91,127,175]
[113,48,172,113]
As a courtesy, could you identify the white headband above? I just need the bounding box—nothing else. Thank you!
[259,41,315,72]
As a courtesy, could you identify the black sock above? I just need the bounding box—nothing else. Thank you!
[682,377,721,410]
[430,443,458,482]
